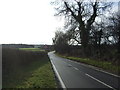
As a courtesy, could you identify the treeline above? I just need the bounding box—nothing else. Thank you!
[52,1,120,65]
[2,44,34,48]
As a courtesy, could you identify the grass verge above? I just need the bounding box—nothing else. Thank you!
[56,53,120,75]
[16,58,57,88]
[3,48,56,88]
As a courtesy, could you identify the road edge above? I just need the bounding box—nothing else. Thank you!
[67,59,120,78]
[55,53,120,78]
[50,60,66,88]
[48,53,66,89]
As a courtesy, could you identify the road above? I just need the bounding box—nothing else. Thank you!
[48,51,120,90]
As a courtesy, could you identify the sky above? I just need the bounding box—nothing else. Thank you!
[0,0,64,45]
[0,0,119,45]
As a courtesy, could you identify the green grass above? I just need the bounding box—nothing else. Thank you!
[4,57,56,88]
[3,48,57,88]
[19,48,45,52]
[56,53,120,75]
[16,58,57,88]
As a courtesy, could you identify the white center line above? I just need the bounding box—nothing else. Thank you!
[66,58,120,78]
[73,67,79,70]
[68,64,72,66]
[85,73,116,90]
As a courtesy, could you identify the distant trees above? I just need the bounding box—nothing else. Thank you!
[116,15,120,54]
[109,13,120,53]
[53,31,65,53]
[53,30,70,54]
[107,13,120,63]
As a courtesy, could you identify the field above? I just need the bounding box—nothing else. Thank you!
[2,48,56,88]
[19,48,45,52]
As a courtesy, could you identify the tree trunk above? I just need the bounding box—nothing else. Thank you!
[79,26,89,56]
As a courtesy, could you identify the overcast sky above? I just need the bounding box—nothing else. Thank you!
[0,0,119,45]
[0,0,65,45]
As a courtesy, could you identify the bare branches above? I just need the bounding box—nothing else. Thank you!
[87,1,98,27]
[53,0,113,50]
[77,1,82,14]
[64,2,77,20]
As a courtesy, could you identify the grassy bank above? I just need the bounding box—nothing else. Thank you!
[16,58,56,88]
[56,53,120,75]
[3,48,56,88]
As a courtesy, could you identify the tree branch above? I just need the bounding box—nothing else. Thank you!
[87,1,98,27]
[64,2,77,20]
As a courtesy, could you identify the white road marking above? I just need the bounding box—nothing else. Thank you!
[52,52,119,89]
[73,67,79,70]
[50,60,66,89]
[68,64,72,66]
[85,73,116,90]
[66,58,120,78]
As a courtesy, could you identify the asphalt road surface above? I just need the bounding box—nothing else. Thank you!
[48,51,120,90]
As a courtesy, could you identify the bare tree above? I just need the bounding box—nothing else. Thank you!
[109,13,120,53]
[52,0,112,55]
[53,30,70,53]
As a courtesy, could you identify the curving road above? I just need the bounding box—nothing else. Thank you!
[48,51,120,90]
